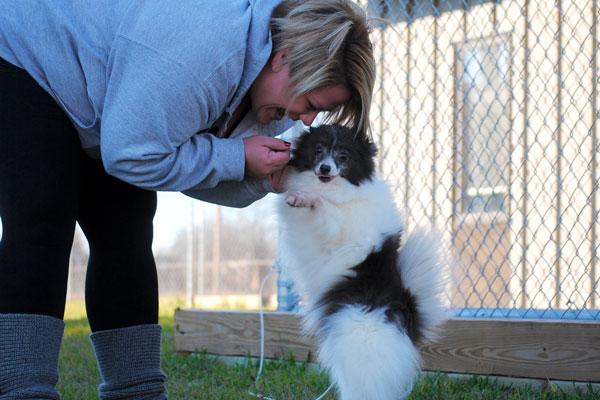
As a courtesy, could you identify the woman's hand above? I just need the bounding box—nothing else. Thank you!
[243,136,290,178]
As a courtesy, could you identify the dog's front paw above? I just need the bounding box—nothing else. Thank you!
[286,192,321,209]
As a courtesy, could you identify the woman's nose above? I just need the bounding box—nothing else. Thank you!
[300,111,318,126]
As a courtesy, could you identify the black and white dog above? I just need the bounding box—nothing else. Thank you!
[278,124,448,400]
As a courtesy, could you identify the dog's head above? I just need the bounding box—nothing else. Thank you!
[289,124,377,186]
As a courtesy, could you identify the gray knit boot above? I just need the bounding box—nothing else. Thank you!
[0,313,64,399]
[90,324,167,400]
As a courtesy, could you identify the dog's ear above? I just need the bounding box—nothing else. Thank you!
[353,128,378,157]
[298,126,311,138]
[288,127,311,168]
[368,141,378,157]
[288,127,310,152]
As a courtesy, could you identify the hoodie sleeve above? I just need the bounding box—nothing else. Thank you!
[182,177,274,208]
[100,36,246,191]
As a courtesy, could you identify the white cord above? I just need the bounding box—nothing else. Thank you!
[313,382,335,400]
[248,268,335,400]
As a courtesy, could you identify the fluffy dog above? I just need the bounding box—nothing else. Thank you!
[278,124,448,400]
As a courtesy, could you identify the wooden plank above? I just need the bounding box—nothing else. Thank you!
[420,318,600,382]
[174,309,600,382]
[175,309,317,362]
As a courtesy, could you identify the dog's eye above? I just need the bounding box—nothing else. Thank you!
[336,151,349,163]
[315,145,324,156]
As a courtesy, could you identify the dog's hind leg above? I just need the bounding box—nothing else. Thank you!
[316,305,421,400]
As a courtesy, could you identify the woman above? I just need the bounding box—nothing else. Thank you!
[0,0,375,398]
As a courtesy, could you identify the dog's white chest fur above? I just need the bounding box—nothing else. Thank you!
[277,170,403,308]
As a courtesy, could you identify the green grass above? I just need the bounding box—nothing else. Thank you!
[58,300,598,400]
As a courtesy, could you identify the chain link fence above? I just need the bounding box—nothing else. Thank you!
[60,0,599,320]
[67,194,280,310]
[365,0,599,319]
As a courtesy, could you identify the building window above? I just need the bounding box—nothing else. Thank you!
[456,36,512,214]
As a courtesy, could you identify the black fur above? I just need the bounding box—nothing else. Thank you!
[317,234,423,343]
[289,124,377,186]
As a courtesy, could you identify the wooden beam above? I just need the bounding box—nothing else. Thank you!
[175,309,317,362]
[174,309,600,382]
[419,317,600,382]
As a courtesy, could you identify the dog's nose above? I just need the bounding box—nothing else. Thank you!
[319,164,331,174]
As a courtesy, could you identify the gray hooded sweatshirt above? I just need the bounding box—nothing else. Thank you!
[0,0,293,207]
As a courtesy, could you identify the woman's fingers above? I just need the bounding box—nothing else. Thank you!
[243,136,291,177]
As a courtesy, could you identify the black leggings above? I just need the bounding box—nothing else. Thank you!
[0,57,159,332]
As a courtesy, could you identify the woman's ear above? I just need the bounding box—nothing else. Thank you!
[270,49,289,73]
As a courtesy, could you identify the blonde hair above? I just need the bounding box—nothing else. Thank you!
[270,0,375,135]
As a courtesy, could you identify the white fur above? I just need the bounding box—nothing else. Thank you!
[278,168,448,400]
[278,170,402,310]
[398,228,450,341]
[318,306,421,400]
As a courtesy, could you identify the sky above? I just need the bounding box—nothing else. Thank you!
[152,191,280,251]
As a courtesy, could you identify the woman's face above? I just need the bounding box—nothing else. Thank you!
[250,50,351,126]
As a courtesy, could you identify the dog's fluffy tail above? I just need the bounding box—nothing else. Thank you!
[315,229,448,400]
[399,227,449,342]
[318,305,421,400]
